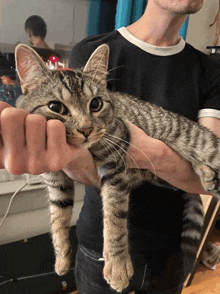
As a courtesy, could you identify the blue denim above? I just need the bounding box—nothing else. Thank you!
[74,245,186,294]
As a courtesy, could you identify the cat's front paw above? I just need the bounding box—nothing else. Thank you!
[194,164,219,194]
[103,252,134,292]
[202,167,219,192]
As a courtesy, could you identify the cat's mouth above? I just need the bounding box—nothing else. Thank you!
[66,129,105,148]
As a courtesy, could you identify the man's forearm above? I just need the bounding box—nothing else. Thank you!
[62,138,209,195]
[153,142,211,195]
[127,123,212,195]
[62,122,215,195]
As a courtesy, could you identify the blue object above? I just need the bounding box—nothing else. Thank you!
[115,0,147,29]
[179,16,189,40]
[115,0,133,29]
[87,0,118,36]
[87,0,102,36]
[99,0,117,34]
[131,0,147,23]
[0,85,22,106]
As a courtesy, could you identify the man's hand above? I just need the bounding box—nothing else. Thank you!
[127,123,164,171]
[0,102,94,178]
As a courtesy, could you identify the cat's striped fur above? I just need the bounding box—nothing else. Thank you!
[15,43,220,292]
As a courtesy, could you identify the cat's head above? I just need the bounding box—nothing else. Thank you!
[15,43,114,148]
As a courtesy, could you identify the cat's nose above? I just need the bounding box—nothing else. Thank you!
[77,127,94,138]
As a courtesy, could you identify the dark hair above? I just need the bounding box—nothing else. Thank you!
[0,58,16,80]
[25,15,47,39]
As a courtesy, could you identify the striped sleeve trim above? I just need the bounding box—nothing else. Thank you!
[198,108,220,120]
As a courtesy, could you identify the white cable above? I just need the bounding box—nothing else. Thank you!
[0,180,30,229]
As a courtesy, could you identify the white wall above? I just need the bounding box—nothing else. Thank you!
[187,0,219,53]
[0,180,85,245]
[0,0,89,48]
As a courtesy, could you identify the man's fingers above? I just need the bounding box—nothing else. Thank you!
[0,101,12,113]
[25,114,47,150]
[1,108,29,149]
[46,119,68,171]
[0,102,13,167]
[0,102,12,134]
[0,105,78,174]
[25,114,48,174]
[0,107,29,173]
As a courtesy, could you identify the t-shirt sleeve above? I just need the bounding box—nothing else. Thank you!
[198,62,220,120]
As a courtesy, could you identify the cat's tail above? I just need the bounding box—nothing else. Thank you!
[181,193,204,275]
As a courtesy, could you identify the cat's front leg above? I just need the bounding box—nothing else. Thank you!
[192,163,220,195]
[42,171,74,276]
[100,172,133,292]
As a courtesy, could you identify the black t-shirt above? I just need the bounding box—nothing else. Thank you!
[69,28,220,253]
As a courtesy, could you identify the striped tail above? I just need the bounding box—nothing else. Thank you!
[181,193,204,274]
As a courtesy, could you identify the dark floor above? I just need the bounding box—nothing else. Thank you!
[0,226,78,294]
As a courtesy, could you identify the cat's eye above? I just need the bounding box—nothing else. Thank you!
[48,101,68,115]
[90,97,103,112]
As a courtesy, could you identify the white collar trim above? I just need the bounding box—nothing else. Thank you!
[117,27,186,56]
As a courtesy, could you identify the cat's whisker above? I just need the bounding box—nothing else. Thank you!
[103,138,128,171]
[106,65,125,74]
[104,137,140,172]
[106,78,123,83]
[106,133,157,176]
[100,139,119,168]
[96,65,125,84]
[104,137,138,171]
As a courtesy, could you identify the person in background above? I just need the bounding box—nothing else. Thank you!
[24,15,61,64]
[0,53,21,106]
[0,75,16,86]
[25,15,50,49]
[0,51,16,83]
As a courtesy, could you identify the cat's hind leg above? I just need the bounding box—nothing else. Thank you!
[42,171,74,276]
[100,172,134,292]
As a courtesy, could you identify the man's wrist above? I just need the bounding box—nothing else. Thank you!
[62,149,100,187]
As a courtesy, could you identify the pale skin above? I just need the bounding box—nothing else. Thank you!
[0,0,217,196]
[26,28,50,49]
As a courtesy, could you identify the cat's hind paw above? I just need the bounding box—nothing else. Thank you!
[55,249,71,276]
[103,254,134,292]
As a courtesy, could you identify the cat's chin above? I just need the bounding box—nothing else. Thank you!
[79,140,100,149]
[67,138,98,149]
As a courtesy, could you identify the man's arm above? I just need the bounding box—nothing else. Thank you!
[127,117,220,196]
[199,117,220,137]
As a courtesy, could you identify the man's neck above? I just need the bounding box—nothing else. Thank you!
[31,37,50,49]
[127,2,188,47]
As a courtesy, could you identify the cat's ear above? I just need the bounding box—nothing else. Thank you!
[83,44,109,87]
[15,44,50,94]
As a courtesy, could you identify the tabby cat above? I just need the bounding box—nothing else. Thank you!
[15,43,219,292]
